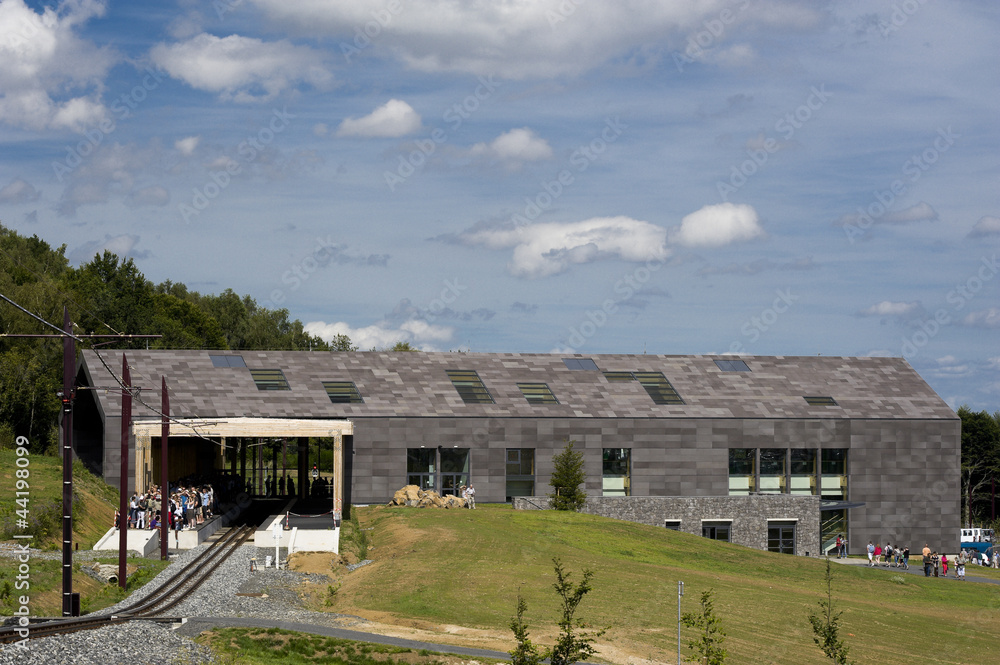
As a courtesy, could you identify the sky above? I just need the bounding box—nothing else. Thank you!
[0,0,998,411]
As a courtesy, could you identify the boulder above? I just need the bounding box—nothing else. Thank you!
[388,486,467,509]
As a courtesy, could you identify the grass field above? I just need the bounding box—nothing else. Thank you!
[316,504,1000,665]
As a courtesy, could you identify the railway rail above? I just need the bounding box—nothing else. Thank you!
[0,524,255,644]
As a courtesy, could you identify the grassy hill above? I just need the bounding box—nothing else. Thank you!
[322,504,1000,665]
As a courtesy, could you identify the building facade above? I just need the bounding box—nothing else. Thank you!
[74,350,959,555]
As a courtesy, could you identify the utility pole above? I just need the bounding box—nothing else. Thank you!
[677,580,684,665]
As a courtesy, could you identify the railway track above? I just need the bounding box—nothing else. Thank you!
[0,524,255,644]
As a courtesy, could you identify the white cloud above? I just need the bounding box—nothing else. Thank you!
[336,99,421,138]
[175,136,200,156]
[68,233,145,265]
[56,142,158,216]
[456,216,670,278]
[304,319,453,351]
[969,215,1000,238]
[670,203,764,247]
[962,308,1000,329]
[469,128,553,167]
[859,301,921,317]
[150,33,332,102]
[247,0,824,78]
[987,357,1000,370]
[0,177,40,203]
[0,0,115,131]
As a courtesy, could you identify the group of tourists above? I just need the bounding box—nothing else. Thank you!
[117,483,215,532]
[865,541,910,569]
[916,544,998,579]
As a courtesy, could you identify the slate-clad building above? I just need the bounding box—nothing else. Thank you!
[75,350,959,555]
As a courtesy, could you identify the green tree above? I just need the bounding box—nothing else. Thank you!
[808,559,854,665]
[508,592,542,665]
[329,333,358,351]
[388,340,418,351]
[64,251,155,344]
[546,558,604,665]
[549,440,587,511]
[681,589,727,665]
[958,406,1000,527]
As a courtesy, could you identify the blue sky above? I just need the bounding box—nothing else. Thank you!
[0,0,998,410]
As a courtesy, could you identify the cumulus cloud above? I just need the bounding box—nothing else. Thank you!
[962,308,1000,329]
[469,128,553,167]
[336,99,421,138]
[304,318,454,351]
[670,202,764,247]
[247,0,824,78]
[453,216,670,278]
[969,216,1000,238]
[150,33,332,102]
[175,136,200,155]
[56,142,159,216]
[859,301,922,317]
[0,178,41,204]
[68,233,147,265]
[0,0,115,131]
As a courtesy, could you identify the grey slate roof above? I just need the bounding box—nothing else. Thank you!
[79,350,956,422]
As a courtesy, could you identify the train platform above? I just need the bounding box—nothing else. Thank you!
[255,509,340,554]
[94,515,224,554]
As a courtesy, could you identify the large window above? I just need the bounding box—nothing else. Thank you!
[702,521,731,542]
[506,448,535,501]
[821,449,848,500]
[602,448,631,496]
[446,370,494,404]
[768,521,796,554]
[440,448,470,496]
[633,372,685,405]
[759,449,786,494]
[790,449,816,495]
[250,368,290,390]
[728,448,755,495]
[406,448,436,490]
[517,383,559,404]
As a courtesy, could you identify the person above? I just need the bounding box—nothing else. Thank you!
[466,483,476,509]
[957,550,967,580]
[941,553,948,577]
[884,543,893,567]
[923,549,932,577]
[874,543,882,566]
[840,535,847,558]
[867,541,875,566]
[902,545,910,570]
[932,552,940,577]
[835,534,843,558]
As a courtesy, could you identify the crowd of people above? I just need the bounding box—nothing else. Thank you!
[114,471,249,533]
[864,541,910,569]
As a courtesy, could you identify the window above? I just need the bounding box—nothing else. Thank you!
[804,396,838,406]
[713,359,750,372]
[563,358,599,370]
[323,381,363,403]
[210,354,246,367]
[790,449,816,495]
[767,521,796,554]
[250,368,289,390]
[446,370,494,404]
[439,448,470,497]
[518,383,559,404]
[506,448,535,501]
[759,449,786,494]
[602,371,635,382]
[664,520,681,531]
[406,448,436,490]
[702,521,732,542]
[728,448,755,495]
[821,449,848,500]
[602,448,631,496]
[633,371,684,404]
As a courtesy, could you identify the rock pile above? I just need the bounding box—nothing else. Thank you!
[389,485,467,508]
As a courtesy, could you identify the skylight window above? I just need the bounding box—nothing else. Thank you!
[602,371,635,382]
[323,381,363,404]
[563,358,599,370]
[517,383,559,404]
[633,371,685,405]
[446,370,494,404]
[714,359,750,372]
[250,368,290,391]
[210,354,246,368]
[804,396,838,406]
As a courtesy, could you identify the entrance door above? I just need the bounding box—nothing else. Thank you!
[768,521,796,554]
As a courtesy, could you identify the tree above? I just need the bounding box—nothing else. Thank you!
[958,406,1000,527]
[329,333,358,352]
[547,558,604,665]
[681,589,728,665]
[388,340,418,351]
[808,559,854,665]
[508,592,542,665]
[549,440,587,511]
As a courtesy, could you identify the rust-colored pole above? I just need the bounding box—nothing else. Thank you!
[118,355,131,590]
[160,375,169,560]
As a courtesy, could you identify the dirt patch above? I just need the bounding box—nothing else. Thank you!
[287,551,339,578]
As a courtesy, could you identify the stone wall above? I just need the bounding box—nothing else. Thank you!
[514,494,821,556]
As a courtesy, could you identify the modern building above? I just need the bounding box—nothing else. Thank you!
[73,350,959,555]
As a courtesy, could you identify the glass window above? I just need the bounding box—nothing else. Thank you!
[821,449,848,500]
[804,396,838,406]
[563,358,599,370]
[665,520,681,531]
[250,368,290,390]
[210,354,246,367]
[406,448,436,490]
[506,448,535,501]
[602,371,635,382]
[602,448,631,496]
[728,448,755,495]
[702,522,731,542]
[759,448,786,494]
[446,370,494,404]
[440,448,470,496]
[790,449,816,495]
[768,521,796,554]
[633,371,684,405]
[323,380,363,403]
[517,383,559,404]
[713,359,750,372]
